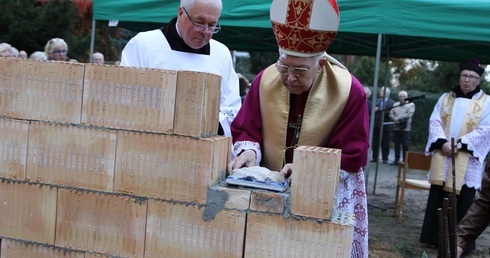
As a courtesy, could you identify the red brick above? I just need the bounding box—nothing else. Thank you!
[0,58,84,123]
[27,122,116,191]
[291,146,341,219]
[202,135,231,184]
[250,191,287,214]
[245,212,353,258]
[0,181,57,244]
[55,189,147,257]
[173,71,220,137]
[82,65,177,133]
[114,132,227,203]
[0,118,29,180]
[145,200,246,258]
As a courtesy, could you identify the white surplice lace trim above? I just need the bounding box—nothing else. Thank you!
[232,141,261,166]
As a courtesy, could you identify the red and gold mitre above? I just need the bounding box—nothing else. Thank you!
[270,0,340,57]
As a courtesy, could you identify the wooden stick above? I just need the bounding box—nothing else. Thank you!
[450,138,457,257]
[437,207,445,258]
[444,198,451,257]
[448,205,456,258]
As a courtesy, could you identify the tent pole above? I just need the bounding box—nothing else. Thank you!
[372,35,391,195]
[89,19,96,64]
[365,33,382,192]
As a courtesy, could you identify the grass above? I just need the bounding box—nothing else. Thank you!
[396,242,424,258]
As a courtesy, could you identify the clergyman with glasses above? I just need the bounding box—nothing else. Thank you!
[120,0,241,137]
[228,0,369,256]
[420,58,490,253]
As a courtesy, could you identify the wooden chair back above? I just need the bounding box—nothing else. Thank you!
[405,152,432,171]
[394,151,432,222]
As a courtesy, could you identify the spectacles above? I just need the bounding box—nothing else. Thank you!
[182,7,221,34]
[275,60,311,78]
[460,74,480,81]
[52,50,68,54]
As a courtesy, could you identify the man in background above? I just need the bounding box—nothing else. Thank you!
[389,90,415,165]
[120,0,241,137]
[93,52,105,64]
[18,50,28,59]
[371,87,395,163]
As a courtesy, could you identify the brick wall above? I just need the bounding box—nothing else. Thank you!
[0,58,353,258]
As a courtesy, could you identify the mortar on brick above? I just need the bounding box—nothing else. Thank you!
[250,191,287,214]
[1,238,86,257]
[210,186,251,210]
[202,187,228,221]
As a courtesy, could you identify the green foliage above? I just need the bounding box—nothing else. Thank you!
[398,60,437,92]
[235,55,252,81]
[480,76,490,94]
[0,0,42,51]
[248,51,279,75]
[408,92,438,151]
[348,56,392,87]
[0,0,122,63]
[0,0,78,56]
[395,242,421,258]
[397,59,460,93]
[429,61,460,91]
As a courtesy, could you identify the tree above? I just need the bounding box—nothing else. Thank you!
[0,0,122,63]
[0,0,78,56]
[248,51,279,75]
[346,56,392,88]
[396,60,459,93]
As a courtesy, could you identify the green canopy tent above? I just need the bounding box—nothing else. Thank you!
[91,0,490,192]
[92,0,490,63]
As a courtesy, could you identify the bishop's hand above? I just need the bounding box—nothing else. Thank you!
[280,163,293,184]
[227,150,257,174]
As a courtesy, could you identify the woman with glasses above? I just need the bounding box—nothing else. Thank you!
[120,0,241,137]
[228,0,369,257]
[420,58,490,253]
[44,38,69,61]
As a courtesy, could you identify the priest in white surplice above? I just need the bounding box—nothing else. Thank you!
[420,58,490,251]
[120,0,241,137]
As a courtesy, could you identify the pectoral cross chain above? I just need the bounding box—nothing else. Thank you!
[288,115,302,148]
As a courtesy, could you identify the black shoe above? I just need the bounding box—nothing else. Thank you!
[382,160,388,164]
[370,159,376,162]
[390,161,399,166]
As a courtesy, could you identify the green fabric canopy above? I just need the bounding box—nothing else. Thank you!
[93,0,490,63]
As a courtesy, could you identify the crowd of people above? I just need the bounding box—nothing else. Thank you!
[367,58,490,256]
[2,0,490,257]
[1,38,105,64]
[368,59,490,257]
[369,86,416,165]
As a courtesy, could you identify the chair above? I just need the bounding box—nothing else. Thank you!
[393,151,432,222]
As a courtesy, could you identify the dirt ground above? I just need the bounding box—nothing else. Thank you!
[366,158,490,258]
